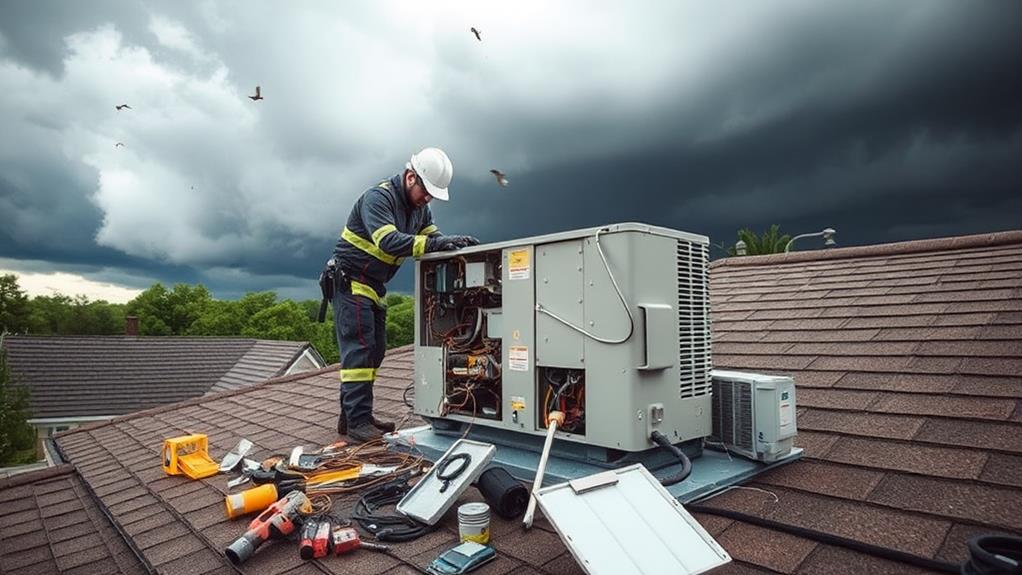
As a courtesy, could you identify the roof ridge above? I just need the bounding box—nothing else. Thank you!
[712,229,1022,268]
[0,463,74,489]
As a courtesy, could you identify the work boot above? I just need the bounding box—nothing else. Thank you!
[337,413,395,435]
[347,421,384,444]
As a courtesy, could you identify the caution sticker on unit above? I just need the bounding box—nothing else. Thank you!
[510,396,526,411]
[508,249,530,280]
[508,346,529,371]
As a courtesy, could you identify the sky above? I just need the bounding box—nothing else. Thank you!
[1,1,1020,303]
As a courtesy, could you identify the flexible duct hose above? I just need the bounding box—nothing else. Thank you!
[962,535,1022,575]
[650,430,692,486]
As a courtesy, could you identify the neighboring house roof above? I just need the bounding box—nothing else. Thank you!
[699,230,1022,573]
[2,336,322,420]
[18,229,1018,575]
[0,464,145,574]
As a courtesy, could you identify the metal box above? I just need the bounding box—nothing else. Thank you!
[413,223,712,452]
[709,370,797,462]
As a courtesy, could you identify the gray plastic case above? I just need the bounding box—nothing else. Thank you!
[397,439,496,525]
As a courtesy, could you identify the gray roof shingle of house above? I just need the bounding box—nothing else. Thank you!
[8,228,1015,575]
[2,337,317,419]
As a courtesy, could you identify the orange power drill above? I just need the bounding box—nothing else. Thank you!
[225,490,311,565]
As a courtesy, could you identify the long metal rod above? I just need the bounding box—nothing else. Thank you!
[523,411,563,530]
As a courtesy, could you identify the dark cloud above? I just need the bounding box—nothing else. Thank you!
[1,2,1020,301]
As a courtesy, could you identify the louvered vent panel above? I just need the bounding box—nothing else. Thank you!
[677,240,712,399]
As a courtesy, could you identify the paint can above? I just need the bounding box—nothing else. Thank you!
[457,502,491,544]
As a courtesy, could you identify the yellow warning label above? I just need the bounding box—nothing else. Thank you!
[511,396,526,411]
[509,345,529,371]
[508,249,530,280]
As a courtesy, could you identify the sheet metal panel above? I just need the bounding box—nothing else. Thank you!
[535,464,730,575]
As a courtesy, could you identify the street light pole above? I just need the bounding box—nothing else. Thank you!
[785,228,837,253]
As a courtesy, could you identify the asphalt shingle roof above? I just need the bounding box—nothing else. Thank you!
[0,464,146,574]
[17,228,1020,574]
[2,336,316,418]
[698,229,1022,574]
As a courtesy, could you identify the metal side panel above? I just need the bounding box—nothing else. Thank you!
[535,464,731,575]
[414,346,445,417]
[535,239,585,368]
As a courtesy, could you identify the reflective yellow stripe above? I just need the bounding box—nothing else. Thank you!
[378,180,392,191]
[372,224,397,246]
[340,368,377,383]
[350,280,384,307]
[341,227,398,265]
[420,224,438,235]
[413,235,427,257]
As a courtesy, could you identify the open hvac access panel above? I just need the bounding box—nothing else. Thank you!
[412,223,714,455]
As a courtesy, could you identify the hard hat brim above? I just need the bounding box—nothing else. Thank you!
[421,178,449,201]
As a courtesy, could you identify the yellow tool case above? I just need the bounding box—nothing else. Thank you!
[162,434,219,479]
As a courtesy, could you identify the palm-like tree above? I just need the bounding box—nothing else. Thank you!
[723,225,791,256]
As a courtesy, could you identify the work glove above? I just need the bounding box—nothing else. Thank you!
[426,235,480,253]
[426,236,461,252]
[448,235,480,248]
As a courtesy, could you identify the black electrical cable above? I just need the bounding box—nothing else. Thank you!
[403,381,414,408]
[687,505,960,574]
[650,430,692,486]
[351,478,432,543]
[962,534,1022,575]
[436,452,472,493]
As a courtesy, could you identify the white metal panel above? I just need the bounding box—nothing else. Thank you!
[535,464,730,575]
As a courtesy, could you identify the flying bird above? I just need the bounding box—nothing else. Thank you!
[249,86,263,101]
[116,104,131,110]
[115,142,124,148]
[489,169,509,187]
[470,27,482,41]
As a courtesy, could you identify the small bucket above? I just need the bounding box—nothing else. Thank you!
[458,502,491,544]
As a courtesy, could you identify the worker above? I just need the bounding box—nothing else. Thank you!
[329,147,478,443]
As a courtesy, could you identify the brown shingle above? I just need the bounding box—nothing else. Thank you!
[833,372,955,393]
[792,388,877,411]
[980,453,1022,488]
[824,436,989,479]
[755,461,885,500]
[871,393,1016,420]
[869,474,1022,530]
[716,521,817,573]
[914,419,1022,453]
[797,410,925,440]
[796,545,935,575]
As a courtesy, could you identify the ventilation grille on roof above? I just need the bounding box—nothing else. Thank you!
[711,380,753,451]
[677,240,712,399]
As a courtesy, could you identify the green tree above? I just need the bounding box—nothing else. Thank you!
[723,225,792,256]
[242,300,314,341]
[0,275,31,334]
[126,283,213,335]
[0,345,37,465]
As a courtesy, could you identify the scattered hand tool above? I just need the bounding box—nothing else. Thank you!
[220,438,254,473]
[330,526,389,556]
[225,490,312,565]
[522,411,563,530]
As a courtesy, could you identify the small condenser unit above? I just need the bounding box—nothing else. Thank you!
[709,370,797,463]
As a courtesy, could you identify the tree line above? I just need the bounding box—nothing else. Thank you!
[0,274,416,365]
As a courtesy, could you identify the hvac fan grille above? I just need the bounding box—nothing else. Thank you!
[677,240,712,398]
[711,380,754,451]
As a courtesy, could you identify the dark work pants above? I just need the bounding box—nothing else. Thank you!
[333,284,387,427]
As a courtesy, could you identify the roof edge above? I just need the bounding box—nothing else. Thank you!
[0,463,74,489]
[711,229,1022,268]
[56,363,341,438]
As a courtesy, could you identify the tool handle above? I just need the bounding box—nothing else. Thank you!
[523,412,562,530]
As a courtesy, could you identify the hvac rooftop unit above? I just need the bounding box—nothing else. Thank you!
[413,223,712,453]
[709,370,797,463]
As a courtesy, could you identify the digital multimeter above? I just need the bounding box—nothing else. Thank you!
[426,541,497,575]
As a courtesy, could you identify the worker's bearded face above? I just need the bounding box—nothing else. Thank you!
[405,171,433,207]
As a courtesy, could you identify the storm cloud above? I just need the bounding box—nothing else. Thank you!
[1,1,1019,299]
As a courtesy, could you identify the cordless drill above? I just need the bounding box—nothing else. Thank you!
[225,490,311,565]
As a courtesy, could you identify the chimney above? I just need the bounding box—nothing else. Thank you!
[125,316,139,336]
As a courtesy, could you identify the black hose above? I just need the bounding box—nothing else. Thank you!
[687,505,960,574]
[650,430,692,486]
[351,478,432,543]
[962,535,1022,575]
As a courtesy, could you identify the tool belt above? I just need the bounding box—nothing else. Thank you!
[317,258,346,322]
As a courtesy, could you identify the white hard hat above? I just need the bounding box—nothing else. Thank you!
[407,147,453,201]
